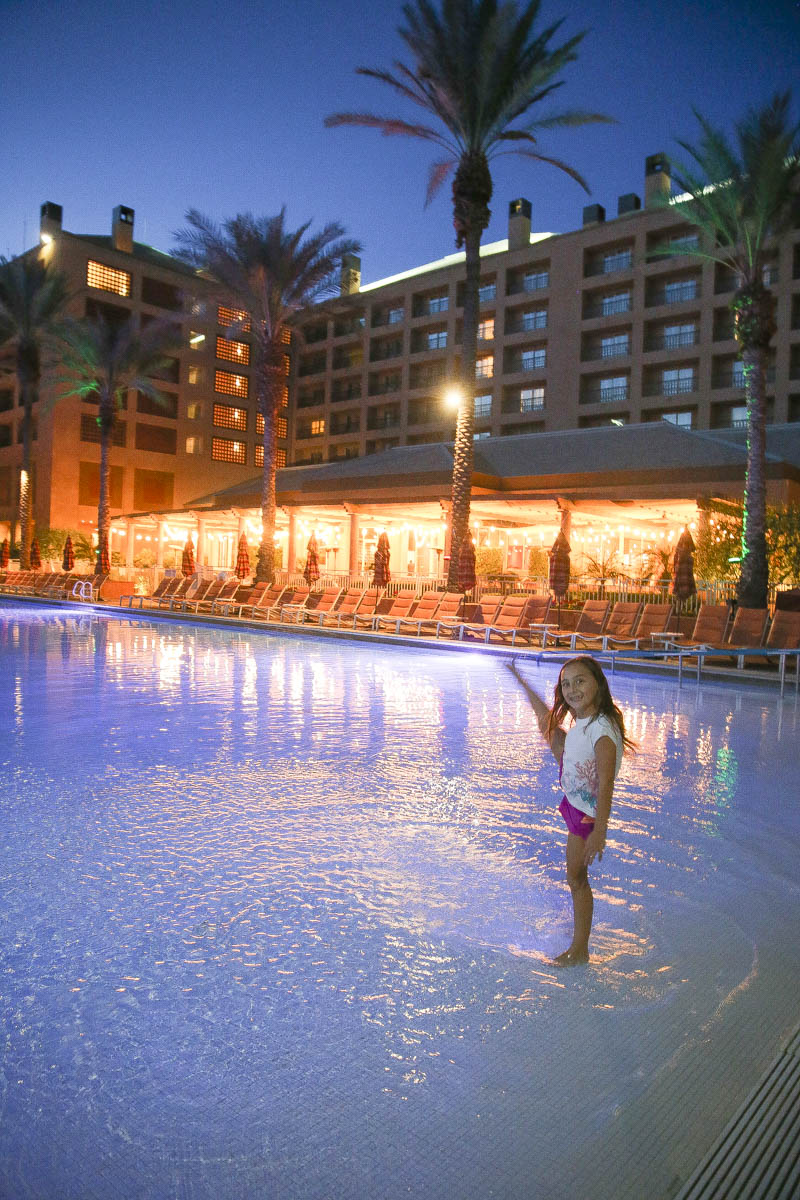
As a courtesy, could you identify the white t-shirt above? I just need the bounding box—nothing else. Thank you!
[560,713,623,817]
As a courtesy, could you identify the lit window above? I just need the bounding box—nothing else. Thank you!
[87,259,131,297]
[664,279,697,303]
[600,335,629,358]
[663,323,695,348]
[189,331,205,350]
[216,336,250,365]
[187,403,202,420]
[475,355,493,379]
[388,307,404,324]
[600,377,628,402]
[214,370,248,397]
[521,348,546,371]
[213,403,248,431]
[730,405,748,425]
[478,318,494,341]
[523,271,549,292]
[427,330,447,350]
[474,394,492,419]
[277,416,287,439]
[185,436,203,454]
[428,295,448,314]
[522,309,547,331]
[188,366,201,386]
[478,283,496,303]
[218,304,251,331]
[311,418,325,436]
[662,367,694,395]
[520,387,544,412]
[473,431,491,440]
[601,293,630,316]
[256,445,286,468]
[211,437,246,464]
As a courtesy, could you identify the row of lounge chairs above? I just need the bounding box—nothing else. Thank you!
[0,570,109,601]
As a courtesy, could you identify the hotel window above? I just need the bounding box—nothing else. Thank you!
[188,366,201,386]
[523,270,549,292]
[521,348,546,370]
[662,410,693,428]
[187,402,202,420]
[277,415,287,438]
[663,323,696,349]
[86,259,131,297]
[601,335,629,358]
[213,403,248,431]
[216,336,250,365]
[478,282,496,303]
[311,418,325,436]
[732,361,746,387]
[256,445,286,468]
[428,295,448,314]
[478,318,495,341]
[388,306,404,325]
[211,437,247,464]
[669,233,699,254]
[474,394,492,419]
[602,249,632,273]
[602,292,630,316]
[473,431,491,440]
[185,436,204,454]
[662,367,695,395]
[189,331,206,350]
[520,387,544,412]
[521,309,547,331]
[475,355,494,379]
[665,278,697,303]
[600,376,628,402]
[217,304,251,331]
[190,300,207,318]
[214,370,248,398]
[427,330,447,350]
[255,413,264,436]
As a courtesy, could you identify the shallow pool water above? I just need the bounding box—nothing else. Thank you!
[1,602,799,1199]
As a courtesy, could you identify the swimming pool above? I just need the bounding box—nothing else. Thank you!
[1,601,799,1199]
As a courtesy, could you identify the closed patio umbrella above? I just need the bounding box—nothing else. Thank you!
[304,534,321,586]
[548,531,571,599]
[181,537,195,577]
[0,538,9,568]
[372,531,391,587]
[97,533,110,575]
[457,535,476,593]
[62,535,75,572]
[671,529,697,602]
[234,534,251,580]
[30,536,42,570]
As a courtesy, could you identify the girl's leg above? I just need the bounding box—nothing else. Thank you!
[553,833,593,966]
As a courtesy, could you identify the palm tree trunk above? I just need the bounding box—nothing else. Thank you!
[97,398,113,574]
[737,347,769,607]
[255,345,284,584]
[446,223,481,590]
[17,358,38,570]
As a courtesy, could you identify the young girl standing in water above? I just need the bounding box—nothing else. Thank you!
[507,656,634,966]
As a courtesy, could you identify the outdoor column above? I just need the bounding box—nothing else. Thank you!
[125,520,135,569]
[287,511,297,576]
[156,520,166,569]
[557,501,572,541]
[197,519,206,567]
[348,512,359,579]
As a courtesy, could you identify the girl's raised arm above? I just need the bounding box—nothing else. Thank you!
[506,661,565,759]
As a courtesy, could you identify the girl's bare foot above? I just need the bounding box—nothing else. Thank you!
[552,946,589,967]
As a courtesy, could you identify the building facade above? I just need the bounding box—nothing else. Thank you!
[288,155,800,466]
[0,203,288,559]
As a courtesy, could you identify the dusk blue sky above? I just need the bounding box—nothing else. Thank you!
[2,0,798,284]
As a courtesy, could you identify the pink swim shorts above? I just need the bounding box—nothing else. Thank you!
[559,796,595,840]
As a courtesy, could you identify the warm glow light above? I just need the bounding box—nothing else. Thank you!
[443,386,463,411]
[40,232,52,246]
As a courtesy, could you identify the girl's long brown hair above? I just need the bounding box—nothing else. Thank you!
[546,656,636,752]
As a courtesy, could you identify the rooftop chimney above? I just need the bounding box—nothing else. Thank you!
[112,205,135,253]
[508,197,531,249]
[340,252,361,295]
[40,201,63,243]
[645,154,671,207]
[618,193,641,216]
[582,203,605,226]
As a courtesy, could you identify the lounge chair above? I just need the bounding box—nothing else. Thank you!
[369,590,418,632]
[316,587,365,627]
[699,606,769,661]
[387,589,444,633]
[162,576,197,610]
[483,595,550,646]
[274,586,311,622]
[453,594,505,641]
[600,602,675,650]
[193,577,240,614]
[211,582,256,616]
[397,591,465,637]
[661,603,730,652]
[299,586,342,624]
[177,577,221,613]
[238,583,285,619]
[120,575,174,609]
[734,609,800,671]
[573,601,643,652]
[336,587,383,630]
[541,599,611,649]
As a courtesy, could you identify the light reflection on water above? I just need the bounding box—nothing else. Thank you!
[1,602,799,1199]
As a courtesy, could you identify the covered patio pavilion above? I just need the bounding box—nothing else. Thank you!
[110,422,800,583]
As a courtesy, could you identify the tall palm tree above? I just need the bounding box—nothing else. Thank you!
[656,92,800,607]
[174,209,360,583]
[326,0,608,588]
[59,314,181,572]
[0,254,69,567]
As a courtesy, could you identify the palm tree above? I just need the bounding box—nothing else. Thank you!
[326,0,609,589]
[174,209,360,583]
[59,314,181,572]
[0,254,69,567]
[655,93,800,607]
